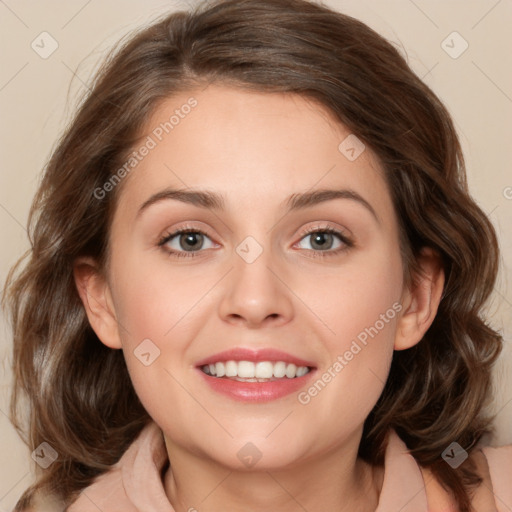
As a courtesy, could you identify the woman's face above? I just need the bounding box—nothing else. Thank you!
[102,84,406,469]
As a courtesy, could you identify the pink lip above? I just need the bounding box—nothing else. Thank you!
[195,348,316,403]
[195,347,316,368]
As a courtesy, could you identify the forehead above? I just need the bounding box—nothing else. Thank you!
[114,84,394,223]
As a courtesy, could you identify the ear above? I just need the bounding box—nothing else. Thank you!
[73,257,122,349]
[394,247,445,351]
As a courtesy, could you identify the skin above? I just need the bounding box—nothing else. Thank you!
[75,84,444,512]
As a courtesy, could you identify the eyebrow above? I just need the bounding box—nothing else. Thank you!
[137,187,380,224]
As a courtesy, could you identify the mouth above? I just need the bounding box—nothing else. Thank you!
[195,348,316,402]
[200,360,312,382]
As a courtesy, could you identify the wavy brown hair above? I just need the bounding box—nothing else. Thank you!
[3,0,503,510]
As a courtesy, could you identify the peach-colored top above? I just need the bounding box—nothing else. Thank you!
[54,421,510,512]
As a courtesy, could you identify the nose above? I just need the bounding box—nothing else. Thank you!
[218,241,294,329]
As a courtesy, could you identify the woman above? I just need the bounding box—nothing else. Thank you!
[4,0,511,510]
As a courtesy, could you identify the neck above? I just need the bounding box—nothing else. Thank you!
[163,435,383,512]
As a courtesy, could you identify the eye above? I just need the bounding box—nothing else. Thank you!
[158,224,354,260]
[295,225,353,257]
[158,227,216,258]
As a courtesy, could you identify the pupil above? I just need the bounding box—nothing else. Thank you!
[312,233,332,250]
[181,233,202,251]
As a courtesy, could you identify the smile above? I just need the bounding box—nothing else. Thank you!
[196,348,316,402]
[201,360,311,381]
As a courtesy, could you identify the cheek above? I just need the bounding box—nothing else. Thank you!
[105,254,186,390]
[295,244,402,418]
[109,264,202,436]
[109,250,210,345]
[303,239,403,352]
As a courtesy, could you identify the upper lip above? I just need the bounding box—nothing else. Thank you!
[195,348,316,368]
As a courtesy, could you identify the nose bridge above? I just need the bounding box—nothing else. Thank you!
[218,232,293,326]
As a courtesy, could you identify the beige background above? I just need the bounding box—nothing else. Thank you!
[1,0,511,508]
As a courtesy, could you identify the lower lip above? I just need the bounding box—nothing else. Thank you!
[197,369,316,402]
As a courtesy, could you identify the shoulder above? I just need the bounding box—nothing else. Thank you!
[67,421,164,512]
[15,491,66,512]
[65,464,134,512]
[479,443,512,510]
[419,442,512,512]
[18,422,163,512]
[14,470,133,512]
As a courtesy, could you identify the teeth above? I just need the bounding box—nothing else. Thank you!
[238,361,255,378]
[273,361,286,378]
[255,361,273,379]
[225,360,237,377]
[202,360,311,379]
[215,362,225,377]
[285,363,297,378]
[296,366,308,377]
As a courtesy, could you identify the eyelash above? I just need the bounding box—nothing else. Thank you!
[157,225,354,259]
